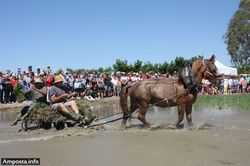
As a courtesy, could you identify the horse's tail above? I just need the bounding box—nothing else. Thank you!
[120,85,130,123]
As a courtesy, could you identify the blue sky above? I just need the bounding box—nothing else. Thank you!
[0,0,240,72]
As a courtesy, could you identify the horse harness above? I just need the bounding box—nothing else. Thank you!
[153,64,202,106]
[182,65,200,95]
[122,61,210,106]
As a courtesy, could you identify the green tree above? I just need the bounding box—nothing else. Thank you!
[133,60,143,72]
[190,55,203,63]
[75,68,86,75]
[158,62,169,74]
[152,63,160,73]
[174,57,186,71]
[225,0,250,66]
[113,59,129,72]
[97,67,104,73]
[103,67,113,74]
[141,62,154,72]
[66,68,74,74]
[238,65,250,73]
[168,61,176,74]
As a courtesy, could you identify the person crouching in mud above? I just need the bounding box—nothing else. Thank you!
[11,77,48,126]
[47,75,86,125]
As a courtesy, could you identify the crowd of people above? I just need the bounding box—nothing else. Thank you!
[201,76,250,95]
[1,66,250,105]
[1,67,175,126]
[0,67,174,104]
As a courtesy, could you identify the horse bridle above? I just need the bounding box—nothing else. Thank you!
[202,60,217,80]
[187,60,215,94]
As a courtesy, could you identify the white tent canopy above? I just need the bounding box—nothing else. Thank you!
[215,60,237,76]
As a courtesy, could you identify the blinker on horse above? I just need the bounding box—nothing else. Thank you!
[120,55,220,129]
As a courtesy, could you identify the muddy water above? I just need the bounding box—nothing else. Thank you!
[0,106,250,166]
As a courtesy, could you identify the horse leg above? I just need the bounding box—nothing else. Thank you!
[128,98,138,126]
[121,111,129,129]
[120,88,129,129]
[121,97,138,129]
[138,102,150,127]
[138,110,150,128]
[185,104,193,127]
[176,105,185,129]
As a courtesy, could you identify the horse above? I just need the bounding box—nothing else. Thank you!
[120,55,220,129]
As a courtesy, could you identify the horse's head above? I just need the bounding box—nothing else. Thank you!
[192,55,220,85]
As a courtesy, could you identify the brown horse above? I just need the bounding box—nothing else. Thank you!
[120,56,220,129]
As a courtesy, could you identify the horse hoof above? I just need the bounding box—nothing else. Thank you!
[176,123,184,129]
[166,124,177,129]
[150,124,161,130]
[187,126,195,130]
[143,123,151,129]
[120,124,127,130]
[188,122,194,127]
[120,127,126,130]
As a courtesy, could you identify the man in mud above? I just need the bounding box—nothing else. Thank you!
[11,77,48,126]
[47,75,86,124]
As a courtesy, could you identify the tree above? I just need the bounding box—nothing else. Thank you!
[103,67,113,74]
[141,62,154,72]
[113,59,129,72]
[168,61,176,74]
[97,67,104,73]
[225,0,250,66]
[174,57,186,71]
[133,60,143,72]
[153,63,160,73]
[158,62,169,74]
[238,65,250,73]
[75,68,86,75]
[190,55,203,63]
[66,68,74,74]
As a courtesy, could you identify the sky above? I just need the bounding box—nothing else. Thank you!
[0,0,240,72]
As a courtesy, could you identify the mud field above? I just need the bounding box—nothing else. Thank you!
[0,99,250,166]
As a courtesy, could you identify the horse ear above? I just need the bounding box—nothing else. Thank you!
[209,55,216,62]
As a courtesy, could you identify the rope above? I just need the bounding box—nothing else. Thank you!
[86,113,137,128]
[86,114,124,128]
[95,112,122,121]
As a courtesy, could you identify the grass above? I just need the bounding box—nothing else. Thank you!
[77,95,250,112]
[193,94,250,111]
[2,94,249,113]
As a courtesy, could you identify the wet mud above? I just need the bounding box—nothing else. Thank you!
[0,105,250,166]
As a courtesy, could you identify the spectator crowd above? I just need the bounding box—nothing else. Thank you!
[201,76,250,95]
[1,66,250,104]
[0,67,173,104]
